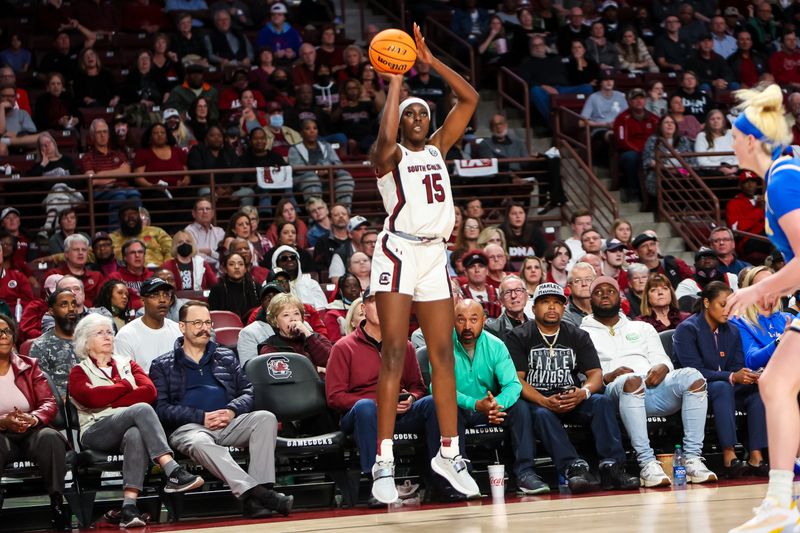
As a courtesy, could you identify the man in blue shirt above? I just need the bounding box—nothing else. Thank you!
[149,300,293,519]
[453,299,549,494]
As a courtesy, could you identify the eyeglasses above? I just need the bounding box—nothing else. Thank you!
[93,329,114,337]
[501,288,526,297]
[0,328,13,338]
[570,278,594,285]
[487,254,505,261]
[362,239,377,246]
[464,224,480,230]
[277,255,296,262]
[182,319,213,328]
[709,238,732,244]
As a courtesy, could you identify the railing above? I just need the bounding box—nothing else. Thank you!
[496,67,532,155]
[553,106,592,168]
[655,140,721,251]
[423,17,477,88]
[0,157,562,238]
[360,0,406,38]
[557,141,619,234]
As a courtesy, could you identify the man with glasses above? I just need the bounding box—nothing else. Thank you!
[268,245,327,310]
[115,277,182,372]
[654,15,690,72]
[460,250,501,319]
[562,262,596,326]
[81,119,140,228]
[507,283,639,493]
[149,300,293,519]
[486,275,531,343]
[360,229,378,259]
[44,234,105,306]
[0,66,31,114]
[185,198,225,267]
[581,276,717,487]
[633,232,693,289]
[328,215,369,283]
[108,239,154,310]
[0,82,38,155]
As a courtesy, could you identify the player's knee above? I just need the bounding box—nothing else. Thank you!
[622,376,644,394]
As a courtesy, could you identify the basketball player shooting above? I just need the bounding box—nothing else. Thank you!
[368,23,480,504]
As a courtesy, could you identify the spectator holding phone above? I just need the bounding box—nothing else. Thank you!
[673,281,768,478]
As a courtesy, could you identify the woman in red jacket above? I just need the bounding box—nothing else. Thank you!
[0,313,70,530]
[324,272,362,343]
[68,314,203,528]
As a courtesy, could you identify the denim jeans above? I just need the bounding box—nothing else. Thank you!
[529,84,594,123]
[94,188,142,229]
[528,394,627,473]
[706,381,767,451]
[605,368,707,468]
[340,396,440,473]
[458,400,534,479]
[80,403,172,491]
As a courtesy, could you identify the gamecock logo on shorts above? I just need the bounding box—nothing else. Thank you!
[379,272,390,285]
[267,356,292,380]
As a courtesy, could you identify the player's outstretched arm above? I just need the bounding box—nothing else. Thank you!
[369,73,404,177]
[416,22,479,154]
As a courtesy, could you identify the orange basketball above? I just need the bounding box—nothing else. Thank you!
[369,29,417,75]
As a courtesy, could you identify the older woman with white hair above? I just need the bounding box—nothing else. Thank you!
[67,314,204,528]
[160,230,218,291]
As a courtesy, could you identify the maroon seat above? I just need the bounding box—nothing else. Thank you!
[214,327,242,349]
[211,310,244,329]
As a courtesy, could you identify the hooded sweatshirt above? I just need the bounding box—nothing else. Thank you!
[580,313,673,375]
[270,245,327,309]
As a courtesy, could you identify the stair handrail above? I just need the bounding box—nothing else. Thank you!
[496,66,531,155]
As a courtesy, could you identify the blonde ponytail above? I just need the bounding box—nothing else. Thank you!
[734,83,792,147]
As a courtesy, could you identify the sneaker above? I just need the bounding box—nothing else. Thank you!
[118,505,147,529]
[685,457,718,484]
[242,495,273,519]
[259,489,293,517]
[639,460,671,488]
[371,460,399,504]
[565,460,597,494]
[163,466,205,493]
[430,452,480,497]
[729,498,800,533]
[599,462,640,490]
[517,472,551,495]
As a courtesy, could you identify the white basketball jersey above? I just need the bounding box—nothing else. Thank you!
[377,143,455,239]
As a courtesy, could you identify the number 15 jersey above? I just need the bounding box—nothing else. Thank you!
[377,143,455,240]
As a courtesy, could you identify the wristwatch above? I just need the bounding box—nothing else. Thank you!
[582,386,591,400]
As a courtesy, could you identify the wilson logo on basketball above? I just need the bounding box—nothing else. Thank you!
[385,45,407,55]
[376,56,404,71]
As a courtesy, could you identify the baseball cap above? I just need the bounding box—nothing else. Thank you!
[260,281,286,299]
[599,0,618,12]
[462,250,489,268]
[627,88,646,100]
[533,282,567,304]
[347,216,369,232]
[92,231,112,245]
[140,277,174,296]
[0,207,19,220]
[603,238,626,252]
[363,286,375,300]
[268,267,291,281]
[185,62,206,74]
[694,247,717,262]
[162,108,180,121]
[589,275,620,294]
[600,69,615,81]
[271,2,288,14]
[739,170,759,183]
[723,6,739,16]
[632,233,658,249]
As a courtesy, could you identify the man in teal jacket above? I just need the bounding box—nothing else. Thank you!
[453,299,550,494]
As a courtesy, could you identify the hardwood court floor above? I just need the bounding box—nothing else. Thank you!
[132,480,772,533]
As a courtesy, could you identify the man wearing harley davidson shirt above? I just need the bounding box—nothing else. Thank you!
[505,282,638,494]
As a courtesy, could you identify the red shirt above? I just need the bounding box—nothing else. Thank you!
[133,147,187,186]
[15,89,31,115]
[81,147,131,188]
[768,50,800,86]
[0,267,34,307]
[737,56,759,88]
[613,109,659,153]
[107,268,152,309]
[68,359,156,409]
[44,264,105,307]
[726,193,765,235]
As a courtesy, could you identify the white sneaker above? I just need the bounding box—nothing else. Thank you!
[686,457,718,484]
[430,452,480,497]
[371,460,399,504]
[730,498,800,533]
[639,460,671,488]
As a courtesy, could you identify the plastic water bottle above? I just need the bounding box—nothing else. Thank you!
[14,298,22,323]
[673,445,687,487]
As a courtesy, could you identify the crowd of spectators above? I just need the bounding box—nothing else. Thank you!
[1,0,799,525]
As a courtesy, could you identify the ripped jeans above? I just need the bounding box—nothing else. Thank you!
[605,368,707,468]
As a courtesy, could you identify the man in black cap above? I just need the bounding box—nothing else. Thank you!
[88,231,120,277]
[632,232,693,289]
[602,238,629,290]
[115,277,182,372]
[165,62,220,121]
[460,250,501,319]
[675,247,739,301]
[109,204,173,266]
[506,282,639,493]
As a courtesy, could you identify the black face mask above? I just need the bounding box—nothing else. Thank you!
[120,217,143,237]
[696,266,724,287]
[591,301,621,319]
[177,243,193,257]
[317,75,330,85]
[272,78,288,89]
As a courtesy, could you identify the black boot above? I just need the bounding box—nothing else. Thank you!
[241,487,272,519]
[49,493,71,531]
[258,488,294,517]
